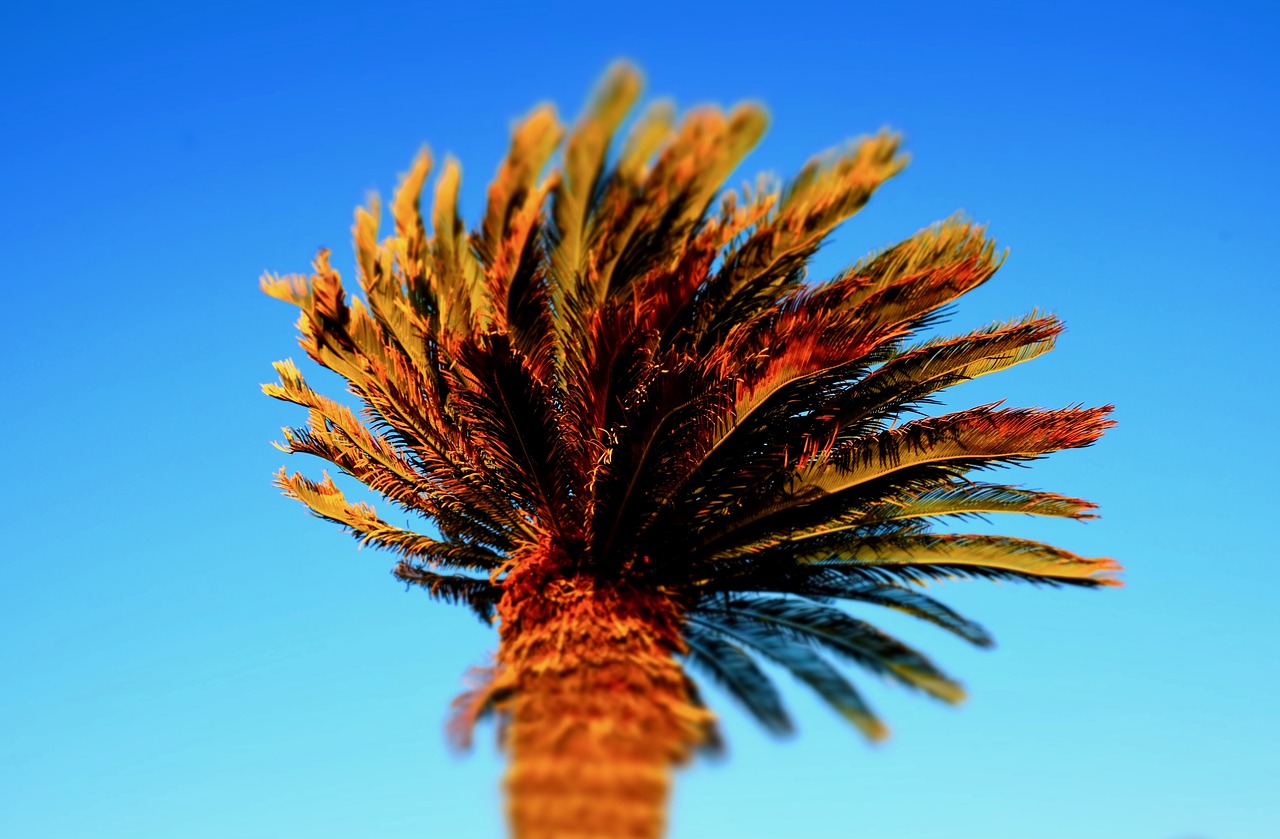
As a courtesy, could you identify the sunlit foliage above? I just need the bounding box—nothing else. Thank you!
[263,63,1117,839]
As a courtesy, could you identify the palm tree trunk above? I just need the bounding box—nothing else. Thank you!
[494,563,711,839]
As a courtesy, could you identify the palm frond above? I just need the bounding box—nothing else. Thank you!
[811,310,1065,444]
[798,532,1121,587]
[681,622,793,735]
[446,332,582,544]
[698,404,1113,552]
[272,468,503,572]
[709,574,993,648]
[262,253,534,541]
[708,482,1098,558]
[550,62,642,304]
[688,613,888,741]
[631,222,1008,545]
[859,483,1098,524]
[264,359,509,548]
[392,561,501,623]
[431,157,490,334]
[477,105,562,285]
[680,671,727,756]
[698,596,965,703]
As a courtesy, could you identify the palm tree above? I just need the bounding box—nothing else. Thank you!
[262,64,1118,839]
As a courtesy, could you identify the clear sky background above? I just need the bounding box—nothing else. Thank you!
[2,2,1277,837]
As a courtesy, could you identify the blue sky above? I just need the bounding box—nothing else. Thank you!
[2,1,1277,837]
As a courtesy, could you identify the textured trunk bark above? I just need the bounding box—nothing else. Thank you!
[493,563,710,839]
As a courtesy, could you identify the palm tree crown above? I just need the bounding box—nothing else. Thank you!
[263,64,1117,837]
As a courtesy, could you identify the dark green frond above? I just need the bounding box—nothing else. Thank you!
[688,613,887,741]
[697,596,965,703]
[709,572,993,647]
[393,561,501,624]
[680,672,727,756]
[681,622,793,736]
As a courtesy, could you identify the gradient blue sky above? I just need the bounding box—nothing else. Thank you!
[3,2,1277,837]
